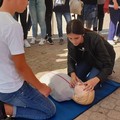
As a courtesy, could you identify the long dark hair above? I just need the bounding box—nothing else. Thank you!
[66,19,105,40]
[66,19,85,35]
[0,0,3,7]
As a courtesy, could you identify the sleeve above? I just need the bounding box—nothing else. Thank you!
[7,23,25,55]
[93,35,114,82]
[67,40,76,76]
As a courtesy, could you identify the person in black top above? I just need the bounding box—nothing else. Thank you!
[66,19,115,90]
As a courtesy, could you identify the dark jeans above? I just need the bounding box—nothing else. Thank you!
[15,8,28,39]
[0,82,56,120]
[75,62,100,82]
[75,62,102,89]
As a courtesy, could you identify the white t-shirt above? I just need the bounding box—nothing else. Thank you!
[0,12,24,93]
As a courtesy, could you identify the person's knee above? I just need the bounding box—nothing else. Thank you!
[47,103,56,118]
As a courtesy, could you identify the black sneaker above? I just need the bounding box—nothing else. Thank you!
[0,101,7,119]
[59,39,64,45]
[47,38,54,45]
[45,35,48,40]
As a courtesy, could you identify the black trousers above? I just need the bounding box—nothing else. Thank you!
[45,0,53,37]
[15,8,28,39]
[97,4,105,31]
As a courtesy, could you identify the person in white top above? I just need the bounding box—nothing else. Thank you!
[0,0,56,119]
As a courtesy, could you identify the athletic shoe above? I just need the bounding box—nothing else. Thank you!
[107,40,115,45]
[47,38,54,45]
[24,40,31,48]
[59,39,64,45]
[39,38,46,45]
[30,37,36,44]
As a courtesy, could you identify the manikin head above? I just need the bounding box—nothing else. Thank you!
[72,82,95,105]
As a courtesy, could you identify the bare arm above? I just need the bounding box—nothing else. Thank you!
[113,0,119,10]
[12,54,51,97]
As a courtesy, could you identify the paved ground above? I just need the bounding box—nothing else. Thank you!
[25,14,120,120]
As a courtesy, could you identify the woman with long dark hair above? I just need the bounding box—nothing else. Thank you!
[66,19,115,90]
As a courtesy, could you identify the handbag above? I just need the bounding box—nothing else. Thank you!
[69,0,83,15]
[54,0,66,7]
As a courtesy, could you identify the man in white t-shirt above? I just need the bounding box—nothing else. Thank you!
[0,0,56,119]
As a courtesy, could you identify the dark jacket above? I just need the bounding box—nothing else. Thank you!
[67,32,116,82]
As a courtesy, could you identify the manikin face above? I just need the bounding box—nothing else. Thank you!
[67,33,84,46]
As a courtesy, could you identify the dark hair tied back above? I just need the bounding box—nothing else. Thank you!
[66,19,85,35]
[0,0,3,7]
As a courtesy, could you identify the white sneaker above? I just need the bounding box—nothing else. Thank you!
[114,36,119,41]
[114,36,120,42]
[39,38,46,45]
[30,37,36,44]
[24,40,31,48]
[107,40,115,45]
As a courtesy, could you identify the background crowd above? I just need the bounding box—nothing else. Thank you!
[1,0,120,47]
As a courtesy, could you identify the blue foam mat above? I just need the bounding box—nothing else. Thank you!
[15,79,120,120]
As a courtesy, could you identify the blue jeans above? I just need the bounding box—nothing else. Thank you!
[0,82,56,120]
[83,4,97,29]
[29,0,46,38]
[55,12,71,38]
[108,7,120,40]
[75,62,100,82]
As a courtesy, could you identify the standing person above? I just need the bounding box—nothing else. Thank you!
[97,0,105,33]
[29,0,46,45]
[82,0,97,31]
[45,0,54,45]
[0,0,56,119]
[53,0,71,45]
[107,0,120,45]
[15,8,31,48]
[66,19,115,89]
